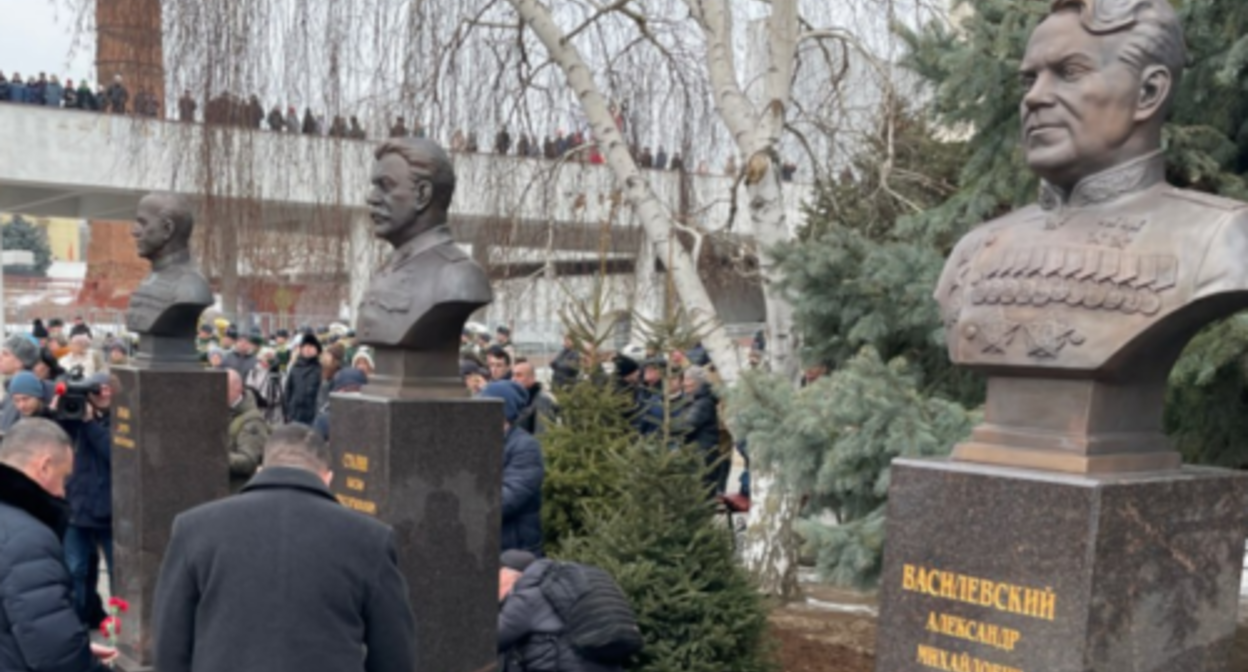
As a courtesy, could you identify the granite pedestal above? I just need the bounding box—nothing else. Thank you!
[110,366,229,671]
[876,459,1248,672]
[330,393,503,672]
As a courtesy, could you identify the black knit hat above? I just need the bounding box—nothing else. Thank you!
[299,331,323,356]
[500,550,537,572]
[614,354,640,379]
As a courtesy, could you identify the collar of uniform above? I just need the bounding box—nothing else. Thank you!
[240,465,338,503]
[386,225,454,271]
[149,248,193,273]
[1038,149,1166,211]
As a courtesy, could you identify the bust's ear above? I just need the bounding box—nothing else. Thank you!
[1135,64,1171,123]
[413,179,434,212]
[158,215,177,242]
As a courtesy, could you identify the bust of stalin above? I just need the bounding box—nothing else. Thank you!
[125,193,214,367]
[934,0,1248,474]
[356,139,492,395]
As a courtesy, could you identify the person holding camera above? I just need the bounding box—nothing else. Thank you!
[54,372,115,627]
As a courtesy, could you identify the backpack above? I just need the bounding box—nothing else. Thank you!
[538,561,643,664]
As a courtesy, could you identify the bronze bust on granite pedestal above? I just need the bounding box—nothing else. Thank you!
[356,138,492,397]
[935,0,1248,474]
[125,193,214,368]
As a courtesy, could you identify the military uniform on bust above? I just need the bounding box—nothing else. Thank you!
[356,138,493,398]
[933,0,1248,475]
[126,194,214,368]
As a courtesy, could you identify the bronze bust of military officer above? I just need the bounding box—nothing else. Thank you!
[357,138,492,397]
[126,193,214,368]
[935,0,1248,474]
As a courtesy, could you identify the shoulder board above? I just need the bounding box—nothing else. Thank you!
[1162,189,1248,213]
[434,243,470,262]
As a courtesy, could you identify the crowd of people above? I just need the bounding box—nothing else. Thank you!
[0,312,675,671]
[0,69,801,181]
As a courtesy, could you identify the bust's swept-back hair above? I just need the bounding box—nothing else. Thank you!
[1050,0,1186,106]
[374,138,456,211]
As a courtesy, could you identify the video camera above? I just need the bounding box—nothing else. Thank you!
[55,367,102,422]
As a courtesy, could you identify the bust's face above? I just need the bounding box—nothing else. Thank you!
[1019,12,1145,189]
[368,153,431,246]
[133,198,174,260]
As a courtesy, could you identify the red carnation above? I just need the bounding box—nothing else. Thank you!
[108,597,130,613]
[100,616,120,637]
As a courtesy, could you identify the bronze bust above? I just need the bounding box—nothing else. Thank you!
[935,0,1248,474]
[357,138,492,397]
[126,193,214,368]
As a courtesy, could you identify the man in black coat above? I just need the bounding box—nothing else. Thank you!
[0,419,116,670]
[283,333,323,424]
[153,424,416,672]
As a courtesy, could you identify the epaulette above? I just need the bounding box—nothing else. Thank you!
[434,243,469,262]
[1162,188,1248,213]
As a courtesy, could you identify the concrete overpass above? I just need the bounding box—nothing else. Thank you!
[0,102,813,325]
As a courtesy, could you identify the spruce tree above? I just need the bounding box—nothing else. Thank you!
[560,441,774,672]
[1,215,54,277]
[539,379,637,555]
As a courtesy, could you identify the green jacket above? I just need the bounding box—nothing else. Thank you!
[228,391,269,492]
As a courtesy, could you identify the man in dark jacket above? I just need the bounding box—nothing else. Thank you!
[105,75,128,114]
[549,335,580,389]
[177,90,196,122]
[0,419,116,670]
[284,333,323,424]
[675,366,727,494]
[60,374,116,627]
[480,381,544,555]
[498,550,621,672]
[153,424,416,672]
[512,360,556,437]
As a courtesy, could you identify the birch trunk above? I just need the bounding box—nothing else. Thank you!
[692,0,803,598]
[509,0,741,384]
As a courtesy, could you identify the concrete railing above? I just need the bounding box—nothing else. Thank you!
[0,102,812,233]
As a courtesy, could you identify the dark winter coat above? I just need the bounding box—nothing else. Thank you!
[8,81,26,104]
[516,384,557,437]
[75,85,95,111]
[105,83,128,113]
[0,464,106,672]
[63,410,112,529]
[501,426,544,555]
[675,384,719,452]
[498,560,620,672]
[284,356,322,424]
[152,467,416,672]
[549,348,580,389]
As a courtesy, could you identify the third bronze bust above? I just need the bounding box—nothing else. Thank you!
[357,138,492,394]
[935,0,1248,474]
[126,193,214,367]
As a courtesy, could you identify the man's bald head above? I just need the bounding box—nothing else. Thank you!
[134,192,195,260]
[226,368,243,405]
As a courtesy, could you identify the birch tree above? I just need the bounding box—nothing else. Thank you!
[504,0,937,596]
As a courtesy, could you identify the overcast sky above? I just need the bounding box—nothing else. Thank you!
[0,1,95,83]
